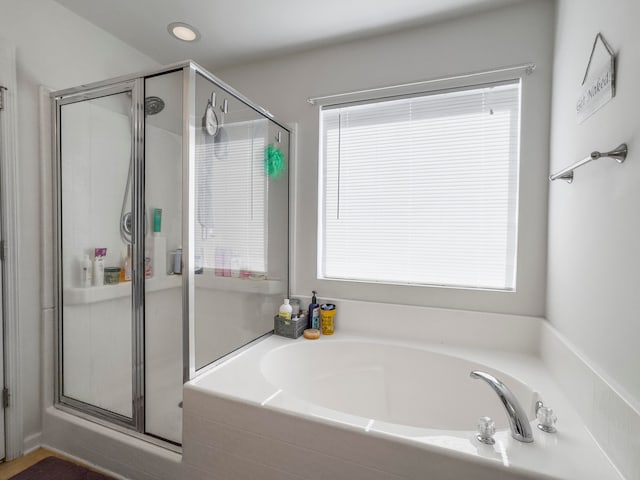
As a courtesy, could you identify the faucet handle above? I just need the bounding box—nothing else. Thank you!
[476,416,496,445]
[536,404,557,433]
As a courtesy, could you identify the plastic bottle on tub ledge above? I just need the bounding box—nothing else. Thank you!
[308,291,320,330]
[279,299,293,320]
[320,303,336,335]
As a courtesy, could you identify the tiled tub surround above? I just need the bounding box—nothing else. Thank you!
[182,302,622,480]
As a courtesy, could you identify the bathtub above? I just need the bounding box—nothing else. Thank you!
[260,340,536,431]
[182,334,620,480]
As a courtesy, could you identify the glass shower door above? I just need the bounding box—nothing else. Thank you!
[57,84,138,425]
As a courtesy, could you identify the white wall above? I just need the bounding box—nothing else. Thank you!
[216,0,555,316]
[548,0,640,414]
[0,0,159,450]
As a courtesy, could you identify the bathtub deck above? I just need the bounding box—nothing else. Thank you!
[182,333,621,480]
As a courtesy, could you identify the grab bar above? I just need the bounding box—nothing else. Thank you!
[549,143,628,183]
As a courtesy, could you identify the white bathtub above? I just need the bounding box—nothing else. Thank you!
[260,340,536,431]
[183,334,620,480]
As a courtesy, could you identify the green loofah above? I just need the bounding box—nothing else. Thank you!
[265,144,285,178]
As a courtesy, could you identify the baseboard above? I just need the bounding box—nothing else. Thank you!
[23,432,42,455]
[540,322,640,480]
[40,444,129,480]
[42,407,182,480]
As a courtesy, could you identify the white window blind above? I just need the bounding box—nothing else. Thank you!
[195,122,267,273]
[319,80,521,290]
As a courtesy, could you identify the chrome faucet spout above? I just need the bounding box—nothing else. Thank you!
[470,370,533,443]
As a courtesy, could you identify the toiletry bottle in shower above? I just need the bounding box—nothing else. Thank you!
[174,247,182,274]
[81,254,92,287]
[223,249,231,277]
[93,248,106,286]
[150,208,167,277]
[195,247,204,275]
[308,291,320,330]
[145,250,152,279]
[120,244,132,282]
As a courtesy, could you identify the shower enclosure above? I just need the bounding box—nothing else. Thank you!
[52,62,290,446]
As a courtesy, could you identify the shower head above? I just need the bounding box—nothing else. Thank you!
[145,96,165,115]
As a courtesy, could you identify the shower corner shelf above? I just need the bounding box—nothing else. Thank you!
[64,275,182,305]
[64,274,282,305]
[194,275,282,295]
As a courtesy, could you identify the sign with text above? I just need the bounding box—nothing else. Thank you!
[576,61,614,123]
[576,33,616,124]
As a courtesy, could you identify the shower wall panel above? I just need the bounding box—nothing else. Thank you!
[192,72,289,371]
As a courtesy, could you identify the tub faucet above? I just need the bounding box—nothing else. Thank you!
[470,370,533,443]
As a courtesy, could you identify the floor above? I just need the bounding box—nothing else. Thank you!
[0,448,102,480]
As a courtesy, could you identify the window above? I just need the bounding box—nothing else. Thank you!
[318,80,521,291]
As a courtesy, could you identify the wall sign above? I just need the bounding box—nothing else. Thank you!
[576,33,616,124]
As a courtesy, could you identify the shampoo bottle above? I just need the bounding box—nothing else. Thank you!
[93,248,106,286]
[308,291,320,330]
[279,298,292,320]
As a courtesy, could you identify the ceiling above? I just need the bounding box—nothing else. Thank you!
[54,0,521,70]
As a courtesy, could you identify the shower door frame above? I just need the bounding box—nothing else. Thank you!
[52,78,146,431]
[52,61,288,448]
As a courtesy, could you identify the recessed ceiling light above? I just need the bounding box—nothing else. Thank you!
[167,22,200,42]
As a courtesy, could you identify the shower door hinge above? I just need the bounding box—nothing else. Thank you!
[0,87,5,111]
[2,387,8,408]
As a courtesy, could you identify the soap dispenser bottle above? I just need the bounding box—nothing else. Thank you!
[308,291,320,330]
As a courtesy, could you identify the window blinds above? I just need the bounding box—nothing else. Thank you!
[319,80,521,290]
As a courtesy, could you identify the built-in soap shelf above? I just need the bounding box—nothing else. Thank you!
[64,274,282,305]
[194,275,282,295]
[63,275,182,305]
